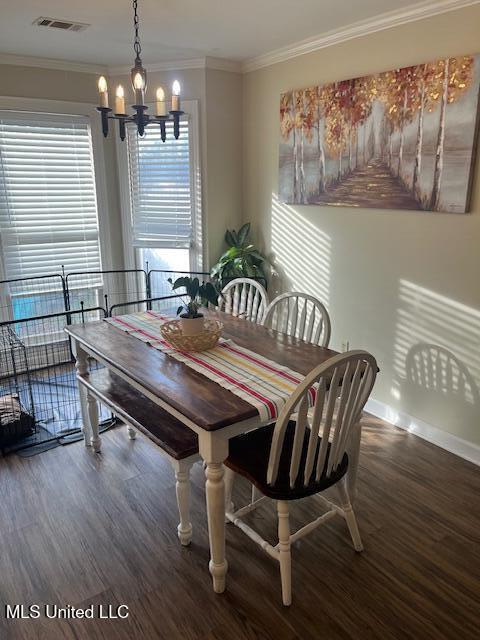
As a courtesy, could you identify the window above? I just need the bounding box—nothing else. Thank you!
[121,103,202,276]
[0,112,102,322]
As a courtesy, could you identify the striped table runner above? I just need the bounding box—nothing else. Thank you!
[105,311,315,422]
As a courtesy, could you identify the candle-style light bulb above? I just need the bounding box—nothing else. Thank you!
[156,86,167,116]
[115,85,125,115]
[133,72,145,90]
[133,72,146,106]
[98,76,109,108]
[171,80,181,111]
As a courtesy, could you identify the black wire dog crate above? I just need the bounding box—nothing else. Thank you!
[0,307,114,454]
[0,324,36,448]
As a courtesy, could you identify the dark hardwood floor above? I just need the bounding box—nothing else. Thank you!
[0,416,479,640]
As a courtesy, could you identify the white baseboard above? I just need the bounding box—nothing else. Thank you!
[365,398,480,467]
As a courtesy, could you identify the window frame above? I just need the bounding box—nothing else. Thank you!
[116,99,203,273]
[0,96,114,281]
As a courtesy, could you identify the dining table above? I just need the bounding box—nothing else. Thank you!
[65,308,362,594]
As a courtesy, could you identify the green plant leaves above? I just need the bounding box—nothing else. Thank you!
[198,281,221,307]
[169,275,220,317]
[170,276,190,290]
[211,222,268,289]
[225,223,251,249]
[237,222,251,246]
[225,229,236,247]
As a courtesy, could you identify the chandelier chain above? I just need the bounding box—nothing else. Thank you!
[133,0,141,60]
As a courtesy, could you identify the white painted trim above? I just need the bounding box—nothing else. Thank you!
[0,52,241,75]
[187,100,204,270]
[108,58,206,76]
[365,397,480,467]
[242,0,480,72]
[108,56,241,76]
[204,57,242,73]
[0,95,114,271]
[0,53,106,74]
[116,128,135,272]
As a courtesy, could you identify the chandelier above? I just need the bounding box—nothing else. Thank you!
[96,0,183,142]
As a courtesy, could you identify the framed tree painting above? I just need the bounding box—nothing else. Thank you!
[278,54,480,212]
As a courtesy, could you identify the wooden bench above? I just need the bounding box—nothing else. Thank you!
[77,367,200,546]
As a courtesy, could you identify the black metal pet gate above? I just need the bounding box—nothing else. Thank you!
[0,267,209,454]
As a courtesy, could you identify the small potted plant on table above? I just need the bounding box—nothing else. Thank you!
[168,276,221,336]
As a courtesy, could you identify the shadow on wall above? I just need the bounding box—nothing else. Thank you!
[402,343,479,443]
[393,279,480,442]
[270,194,331,306]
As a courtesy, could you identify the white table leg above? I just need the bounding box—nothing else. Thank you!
[87,391,101,453]
[172,459,193,546]
[224,466,235,517]
[199,432,229,594]
[73,341,91,447]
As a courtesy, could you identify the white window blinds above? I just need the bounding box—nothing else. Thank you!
[127,118,193,248]
[0,113,101,280]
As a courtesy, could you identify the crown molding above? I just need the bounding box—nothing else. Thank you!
[0,53,106,74]
[204,56,242,73]
[0,52,242,76]
[108,56,241,76]
[107,57,205,75]
[242,0,480,73]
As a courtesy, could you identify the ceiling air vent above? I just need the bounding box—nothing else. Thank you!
[33,17,90,32]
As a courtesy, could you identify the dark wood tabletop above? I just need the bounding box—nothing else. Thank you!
[65,310,338,431]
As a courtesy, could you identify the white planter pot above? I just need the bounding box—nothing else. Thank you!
[180,315,204,336]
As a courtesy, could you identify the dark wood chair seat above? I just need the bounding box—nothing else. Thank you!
[83,369,198,460]
[226,421,349,500]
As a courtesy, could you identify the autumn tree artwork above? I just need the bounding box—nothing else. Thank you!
[279,54,480,212]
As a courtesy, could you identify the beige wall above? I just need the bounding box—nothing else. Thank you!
[0,64,99,103]
[243,5,480,445]
[205,69,243,266]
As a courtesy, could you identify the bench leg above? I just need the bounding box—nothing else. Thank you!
[73,343,91,447]
[80,388,92,447]
[87,391,101,453]
[172,460,193,546]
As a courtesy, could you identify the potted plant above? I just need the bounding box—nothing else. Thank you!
[168,276,221,336]
[210,223,268,289]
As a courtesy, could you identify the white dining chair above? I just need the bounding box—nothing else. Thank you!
[218,277,268,324]
[224,350,378,606]
[262,292,331,347]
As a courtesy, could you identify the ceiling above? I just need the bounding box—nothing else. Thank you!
[0,0,463,68]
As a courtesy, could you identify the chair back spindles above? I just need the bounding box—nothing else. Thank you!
[262,293,331,347]
[219,278,268,324]
[288,394,309,488]
[267,351,377,489]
